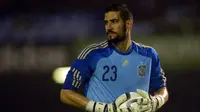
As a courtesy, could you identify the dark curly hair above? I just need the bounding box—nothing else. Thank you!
[105,4,133,22]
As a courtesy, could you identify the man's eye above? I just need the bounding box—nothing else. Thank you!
[112,20,118,23]
[104,21,108,25]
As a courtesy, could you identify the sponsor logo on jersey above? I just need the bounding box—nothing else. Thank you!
[122,60,129,66]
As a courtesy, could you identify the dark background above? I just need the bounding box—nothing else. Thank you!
[0,0,200,112]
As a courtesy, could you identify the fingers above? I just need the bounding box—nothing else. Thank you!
[107,104,115,112]
[143,109,152,112]
[138,103,152,112]
[117,107,139,112]
[117,108,132,112]
[137,98,152,112]
[137,98,150,105]
[115,93,129,106]
[136,89,149,99]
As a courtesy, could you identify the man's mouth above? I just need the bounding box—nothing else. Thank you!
[107,31,116,35]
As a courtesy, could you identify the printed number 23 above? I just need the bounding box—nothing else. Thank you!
[102,65,117,81]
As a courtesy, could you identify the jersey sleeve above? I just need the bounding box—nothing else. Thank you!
[149,48,167,92]
[62,51,93,91]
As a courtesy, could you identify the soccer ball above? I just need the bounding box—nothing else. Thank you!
[119,92,142,109]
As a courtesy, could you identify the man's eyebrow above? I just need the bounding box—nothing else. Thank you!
[104,18,119,21]
[111,18,119,21]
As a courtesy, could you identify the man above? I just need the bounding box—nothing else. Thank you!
[60,4,168,112]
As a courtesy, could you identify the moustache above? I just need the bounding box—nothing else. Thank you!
[106,31,117,35]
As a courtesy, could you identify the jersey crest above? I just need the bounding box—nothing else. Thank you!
[137,64,147,78]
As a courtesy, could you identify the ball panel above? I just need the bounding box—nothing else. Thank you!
[119,92,142,109]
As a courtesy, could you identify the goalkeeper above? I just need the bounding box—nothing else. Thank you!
[60,4,168,112]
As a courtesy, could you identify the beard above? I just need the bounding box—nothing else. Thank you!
[107,26,126,44]
[107,34,126,44]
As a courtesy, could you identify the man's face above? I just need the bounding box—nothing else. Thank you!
[104,11,125,42]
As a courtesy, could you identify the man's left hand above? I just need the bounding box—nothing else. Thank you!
[136,89,165,112]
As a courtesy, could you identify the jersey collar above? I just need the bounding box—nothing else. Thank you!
[109,41,133,55]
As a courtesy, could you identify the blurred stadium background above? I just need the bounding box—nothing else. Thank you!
[0,0,200,112]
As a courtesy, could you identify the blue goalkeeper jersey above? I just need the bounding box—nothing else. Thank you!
[63,40,166,103]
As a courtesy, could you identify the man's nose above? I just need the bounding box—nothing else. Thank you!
[106,24,113,30]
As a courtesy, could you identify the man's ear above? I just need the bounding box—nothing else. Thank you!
[125,20,133,29]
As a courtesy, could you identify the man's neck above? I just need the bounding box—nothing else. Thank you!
[113,38,132,53]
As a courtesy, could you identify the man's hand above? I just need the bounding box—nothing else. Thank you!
[86,93,138,112]
[136,89,165,112]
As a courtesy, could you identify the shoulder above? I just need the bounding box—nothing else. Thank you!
[77,40,109,60]
[132,41,158,59]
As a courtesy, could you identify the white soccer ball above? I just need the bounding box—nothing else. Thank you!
[119,92,142,109]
